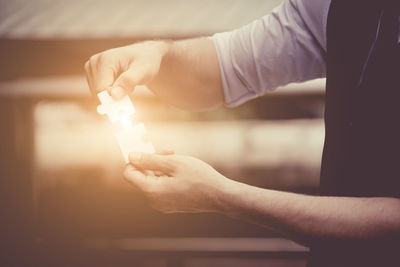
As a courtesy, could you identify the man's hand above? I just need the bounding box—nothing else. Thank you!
[84,38,223,111]
[85,41,170,99]
[123,152,232,213]
[123,152,400,245]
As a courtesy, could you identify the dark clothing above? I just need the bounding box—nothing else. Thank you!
[309,1,400,266]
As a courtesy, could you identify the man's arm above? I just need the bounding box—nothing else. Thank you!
[85,38,223,111]
[124,152,400,246]
[85,0,329,111]
[220,181,400,245]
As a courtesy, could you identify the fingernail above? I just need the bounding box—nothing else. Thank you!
[111,86,125,99]
[129,151,142,162]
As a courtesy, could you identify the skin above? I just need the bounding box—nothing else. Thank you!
[85,38,223,111]
[85,38,400,246]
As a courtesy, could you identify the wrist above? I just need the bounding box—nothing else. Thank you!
[213,177,245,215]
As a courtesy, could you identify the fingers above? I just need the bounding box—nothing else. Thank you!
[154,149,174,176]
[94,62,115,95]
[109,86,125,99]
[129,152,175,174]
[85,54,116,96]
[84,60,94,94]
[123,164,152,190]
[85,49,156,100]
[112,61,153,98]
[156,147,175,155]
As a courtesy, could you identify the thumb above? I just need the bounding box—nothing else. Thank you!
[129,152,175,174]
[111,61,153,98]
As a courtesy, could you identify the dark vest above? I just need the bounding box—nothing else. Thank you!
[309,1,400,266]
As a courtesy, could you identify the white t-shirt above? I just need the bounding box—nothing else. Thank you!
[211,0,331,107]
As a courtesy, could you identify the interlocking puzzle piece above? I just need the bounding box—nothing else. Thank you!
[115,123,155,163]
[97,90,154,162]
[97,91,136,123]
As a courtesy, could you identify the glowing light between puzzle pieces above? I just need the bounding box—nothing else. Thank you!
[120,113,134,129]
[96,91,154,163]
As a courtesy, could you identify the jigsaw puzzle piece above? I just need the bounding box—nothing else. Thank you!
[115,123,155,163]
[97,91,136,123]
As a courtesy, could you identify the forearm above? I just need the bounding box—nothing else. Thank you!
[147,38,224,111]
[218,180,400,245]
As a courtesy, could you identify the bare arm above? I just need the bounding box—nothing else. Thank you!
[123,152,400,246]
[85,38,223,111]
[219,181,400,245]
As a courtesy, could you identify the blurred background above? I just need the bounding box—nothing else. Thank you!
[0,0,325,266]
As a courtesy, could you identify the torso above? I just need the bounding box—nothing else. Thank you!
[310,1,400,266]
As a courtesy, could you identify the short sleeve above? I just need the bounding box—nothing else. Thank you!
[211,0,330,107]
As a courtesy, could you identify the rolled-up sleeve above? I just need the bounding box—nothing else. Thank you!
[211,0,329,107]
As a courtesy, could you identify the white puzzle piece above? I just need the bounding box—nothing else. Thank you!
[115,123,155,163]
[97,91,155,162]
[97,91,136,123]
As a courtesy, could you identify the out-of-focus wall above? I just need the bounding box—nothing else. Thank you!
[0,0,283,79]
[0,0,282,39]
